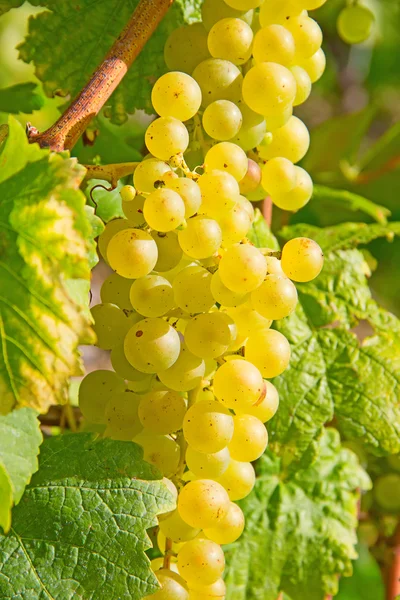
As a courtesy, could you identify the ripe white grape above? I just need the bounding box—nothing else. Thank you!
[122,194,146,227]
[291,65,312,106]
[184,312,237,358]
[213,359,265,410]
[91,303,129,350]
[204,142,248,182]
[287,15,323,60]
[229,414,269,462]
[173,265,215,314]
[111,343,153,391]
[186,446,230,479]
[262,157,296,196]
[225,0,263,8]
[164,23,210,75]
[133,432,180,477]
[253,24,296,66]
[202,0,254,31]
[107,229,158,279]
[219,244,267,293]
[183,400,234,453]
[251,274,298,320]
[210,271,249,307]
[243,62,297,116]
[259,0,303,27]
[198,170,240,217]
[124,318,181,373]
[120,184,136,203]
[152,231,183,273]
[259,116,310,164]
[225,302,272,338]
[218,203,252,247]
[159,509,200,544]
[272,166,313,211]
[166,178,202,218]
[134,159,176,194]
[207,17,253,66]
[158,343,205,392]
[237,380,279,423]
[98,218,131,264]
[143,569,189,600]
[204,501,245,544]
[145,117,189,161]
[105,390,142,441]
[188,578,226,600]
[178,479,230,529]
[245,329,291,378]
[192,58,243,108]
[151,72,202,121]
[178,216,222,259]
[298,48,326,83]
[144,188,186,232]
[217,459,256,500]
[231,104,267,151]
[281,237,324,282]
[130,275,175,318]
[177,538,225,585]
[239,158,262,195]
[138,390,187,434]
[79,370,124,424]
[202,100,242,141]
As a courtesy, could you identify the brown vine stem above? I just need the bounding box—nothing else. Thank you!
[263,197,273,228]
[28,0,173,151]
[386,522,400,600]
[84,162,140,188]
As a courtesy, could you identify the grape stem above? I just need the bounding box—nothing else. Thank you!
[263,197,273,227]
[163,537,173,570]
[84,162,140,188]
[27,0,174,151]
[385,521,400,600]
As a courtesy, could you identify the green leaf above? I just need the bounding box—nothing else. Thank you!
[18,0,202,123]
[247,209,279,251]
[224,429,370,600]
[0,408,42,533]
[312,186,391,225]
[0,433,175,600]
[0,0,23,16]
[85,179,125,223]
[84,205,105,268]
[0,117,95,415]
[0,83,44,114]
[336,544,385,600]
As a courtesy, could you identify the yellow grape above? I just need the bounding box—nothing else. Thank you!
[229,414,268,462]
[225,0,263,8]
[150,558,179,574]
[122,194,146,227]
[91,303,130,350]
[130,274,175,318]
[186,446,230,479]
[166,178,202,218]
[178,479,230,529]
[151,71,202,121]
[107,229,158,279]
[105,390,142,441]
[211,271,249,307]
[266,255,284,276]
[198,170,240,217]
[291,65,312,106]
[158,343,205,392]
[152,231,183,273]
[111,344,153,391]
[225,302,272,338]
[281,237,324,282]
[243,62,296,116]
[202,0,254,31]
[145,117,189,161]
[204,502,245,544]
[143,569,189,600]
[124,318,181,373]
[138,390,187,434]
[101,273,133,312]
[217,459,255,500]
[213,359,265,410]
[189,579,226,600]
[253,24,296,66]
[79,370,124,425]
[264,106,293,132]
[158,530,185,555]
[134,159,176,194]
[259,116,310,163]
[164,22,210,74]
[237,380,279,423]
[98,218,131,264]
[251,274,298,320]
[144,188,186,232]
[298,48,326,83]
[177,538,225,585]
[183,400,234,453]
[219,244,267,293]
[293,0,327,7]
[133,432,180,477]
[204,142,248,182]
[208,17,253,65]
[231,104,267,151]
[178,216,222,259]
[192,58,243,108]
[184,312,237,359]
[203,100,242,141]
[261,157,296,196]
[173,265,215,314]
[272,166,313,211]
[239,159,262,195]
[245,329,291,378]
[218,203,252,247]
[337,5,375,45]
[287,15,323,60]
[159,509,200,544]
[120,185,136,202]
[259,0,303,27]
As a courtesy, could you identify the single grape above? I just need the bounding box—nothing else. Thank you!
[134,159,176,194]
[211,271,249,307]
[100,272,133,311]
[143,569,189,600]
[281,237,324,282]
[111,343,153,391]
[183,400,234,453]
[184,312,237,359]
[258,116,310,164]
[166,178,202,218]
[204,142,248,182]
[237,380,279,423]
[245,329,291,378]
[214,359,265,410]
[358,521,380,548]
[259,0,303,27]
[243,62,296,116]
[122,194,146,227]
[217,459,256,500]
[178,216,222,259]
[266,255,284,276]
[204,502,245,544]
[145,117,189,161]
[138,390,187,434]
[374,474,400,512]
[261,157,296,196]
[225,302,272,338]
[291,66,312,106]
[124,318,181,373]
[152,72,202,121]
[231,104,267,151]
[130,274,175,319]
[134,432,180,477]
[105,390,142,441]
[91,303,129,350]
[198,170,240,217]
[251,274,298,320]
[239,159,262,195]
[229,414,268,462]
[186,446,230,479]
[144,188,186,232]
[188,579,226,600]
[151,231,183,273]
[253,24,296,66]
[79,370,124,424]
[98,219,131,264]
[202,0,254,31]
[337,5,374,45]
[298,48,326,83]
[208,17,253,66]
[272,166,313,211]
[224,0,263,8]
[164,22,210,74]
[120,185,136,202]
[218,203,252,247]
[178,479,230,529]
[235,196,254,223]
[177,538,225,586]
[293,0,327,7]
[264,106,293,132]
[192,58,243,108]
[287,15,323,60]
[159,509,200,544]
[107,229,158,279]
[202,100,242,141]
[158,343,205,392]
[219,244,267,293]
[173,265,215,314]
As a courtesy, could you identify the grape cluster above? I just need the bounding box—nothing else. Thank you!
[80,0,327,597]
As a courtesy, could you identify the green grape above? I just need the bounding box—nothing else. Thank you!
[158,343,205,392]
[192,58,243,108]
[98,218,131,263]
[184,312,237,359]
[120,185,136,202]
[178,479,230,529]
[107,229,158,279]
[374,474,400,512]
[143,569,189,600]
[183,400,234,453]
[298,48,326,83]
[124,318,181,373]
[243,63,296,116]
[159,509,200,544]
[138,390,187,434]
[186,446,230,479]
[105,390,142,441]
[178,538,225,586]
[259,0,303,27]
[357,521,379,548]
[291,66,312,106]
[225,302,272,338]
[145,117,189,161]
[229,414,268,462]
[164,22,210,75]
[202,0,254,31]
[151,231,183,273]
[239,159,262,195]
[100,272,133,311]
[245,329,291,378]
[204,142,248,182]
[152,72,202,122]
[218,203,252,247]
[134,159,176,194]
[204,501,245,545]
[202,100,243,141]
[225,0,263,8]
[258,116,310,163]
[79,370,124,424]
[337,5,374,45]
[91,303,129,350]
[122,194,146,227]
[261,157,296,196]
[178,216,222,259]
[130,274,175,318]
[231,104,267,151]
[189,578,226,600]
[173,265,215,314]
[219,244,267,293]
[213,358,265,410]
[207,17,253,66]
[198,170,240,217]
[210,271,249,307]
[251,274,298,320]
[388,454,400,472]
[266,255,284,276]
[133,432,180,477]
[111,343,154,390]
[272,166,313,211]
[166,178,202,218]
[287,15,323,60]
[217,459,255,500]
[281,237,324,282]
[237,380,279,423]
[253,24,296,66]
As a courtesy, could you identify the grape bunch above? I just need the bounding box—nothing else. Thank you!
[80,0,327,597]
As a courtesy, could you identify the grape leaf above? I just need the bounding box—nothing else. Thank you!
[248,209,280,251]
[18,0,202,123]
[0,408,42,534]
[0,117,95,415]
[0,433,175,599]
[0,83,44,114]
[311,186,391,225]
[0,0,23,16]
[224,429,371,600]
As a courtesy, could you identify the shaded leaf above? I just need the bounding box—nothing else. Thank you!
[0,0,23,16]
[312,185,391,225]
[0,83,44,114]
[248,209,279,251]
